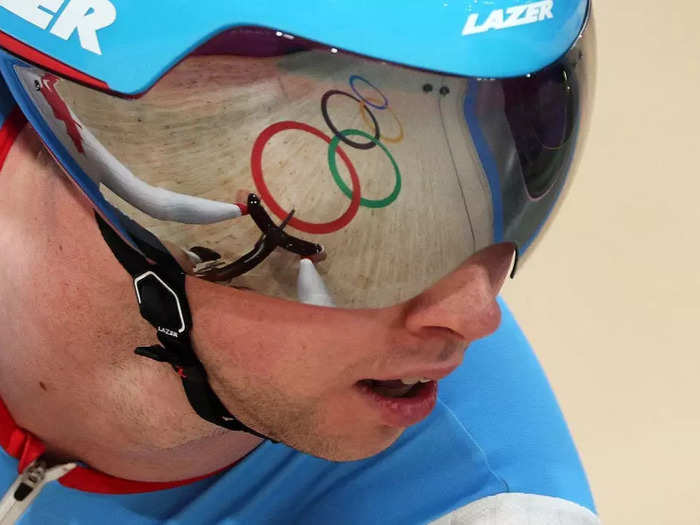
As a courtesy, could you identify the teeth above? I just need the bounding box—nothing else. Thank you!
[401,377,432,385]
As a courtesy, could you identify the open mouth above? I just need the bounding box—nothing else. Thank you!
[354,377,439,427]
[353,366,457,426]
[357,378,433,398]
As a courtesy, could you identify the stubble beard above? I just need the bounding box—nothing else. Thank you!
[208,369,401,462]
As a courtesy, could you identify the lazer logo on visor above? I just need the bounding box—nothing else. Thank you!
[462,0,554,36]
[0,0,116,55]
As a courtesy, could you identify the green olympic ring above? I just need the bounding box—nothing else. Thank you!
[328,129,402,209]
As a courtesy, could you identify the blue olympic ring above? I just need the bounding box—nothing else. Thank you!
[349,75,389,110]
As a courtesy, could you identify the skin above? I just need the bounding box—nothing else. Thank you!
[0,125,515,481]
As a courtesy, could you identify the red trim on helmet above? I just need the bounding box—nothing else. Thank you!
[0,31,109,91]
[0,105,27,169]
[0,395,238,493]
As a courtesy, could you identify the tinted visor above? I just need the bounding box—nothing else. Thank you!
[0,16,593,308]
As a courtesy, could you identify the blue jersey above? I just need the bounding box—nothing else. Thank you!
[0,79,599,524]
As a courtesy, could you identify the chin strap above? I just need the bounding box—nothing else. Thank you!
[95,212,273,442]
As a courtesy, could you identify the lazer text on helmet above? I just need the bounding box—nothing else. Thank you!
[0,0,116,55]
[462,0,554,36]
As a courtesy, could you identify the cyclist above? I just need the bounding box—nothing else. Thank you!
[0,0,598,522]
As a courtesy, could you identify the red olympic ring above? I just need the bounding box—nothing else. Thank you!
[251,121,362,235]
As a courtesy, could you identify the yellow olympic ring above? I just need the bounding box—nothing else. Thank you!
[359,97,404,144]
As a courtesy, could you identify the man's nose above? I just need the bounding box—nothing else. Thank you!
[403,243,516,342]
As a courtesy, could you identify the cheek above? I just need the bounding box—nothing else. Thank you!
[253,346,348,400]
[200,319,354,393]
[199,328,326,401]
[188,278,391,400]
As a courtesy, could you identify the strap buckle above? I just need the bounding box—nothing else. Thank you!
[133,271,187,337]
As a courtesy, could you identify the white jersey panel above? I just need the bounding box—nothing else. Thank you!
[430,493,601,525]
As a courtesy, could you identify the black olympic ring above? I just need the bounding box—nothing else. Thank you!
[321,89,380,151]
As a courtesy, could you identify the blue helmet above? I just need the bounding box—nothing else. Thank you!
[0,0,595,433]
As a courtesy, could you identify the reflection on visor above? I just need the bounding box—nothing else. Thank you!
[503,66,577,198]
[3,20,592,308]
[194,192,324,281]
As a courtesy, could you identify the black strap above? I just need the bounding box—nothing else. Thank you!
[95,213,272,441]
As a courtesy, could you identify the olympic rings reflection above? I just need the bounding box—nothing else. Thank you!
[329,129,402,209]
[251,75,405,234]
[321,89,380,150]
[251,121,362,235]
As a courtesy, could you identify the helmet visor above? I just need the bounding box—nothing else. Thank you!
[0,16,593,308]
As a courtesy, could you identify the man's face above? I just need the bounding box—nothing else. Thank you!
[2,53,516,462]
[2,119,512,465]
[187,242,514,461]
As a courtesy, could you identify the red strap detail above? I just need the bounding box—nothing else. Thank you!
[0,106,27,169]
[0,397,15,451]
[236,202,249,216]
[0,399,46,473]
[7,430,46,473]
[0,31,109,91]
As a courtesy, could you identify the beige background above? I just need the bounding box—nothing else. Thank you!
[502,1,700,523]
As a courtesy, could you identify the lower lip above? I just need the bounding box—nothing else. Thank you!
[355,381,438,428]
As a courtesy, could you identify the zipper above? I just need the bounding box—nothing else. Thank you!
[0,459,76,525]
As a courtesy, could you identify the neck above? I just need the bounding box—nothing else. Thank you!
[0,127,262,481]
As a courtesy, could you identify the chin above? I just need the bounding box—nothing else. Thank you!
[283,425,405,463]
